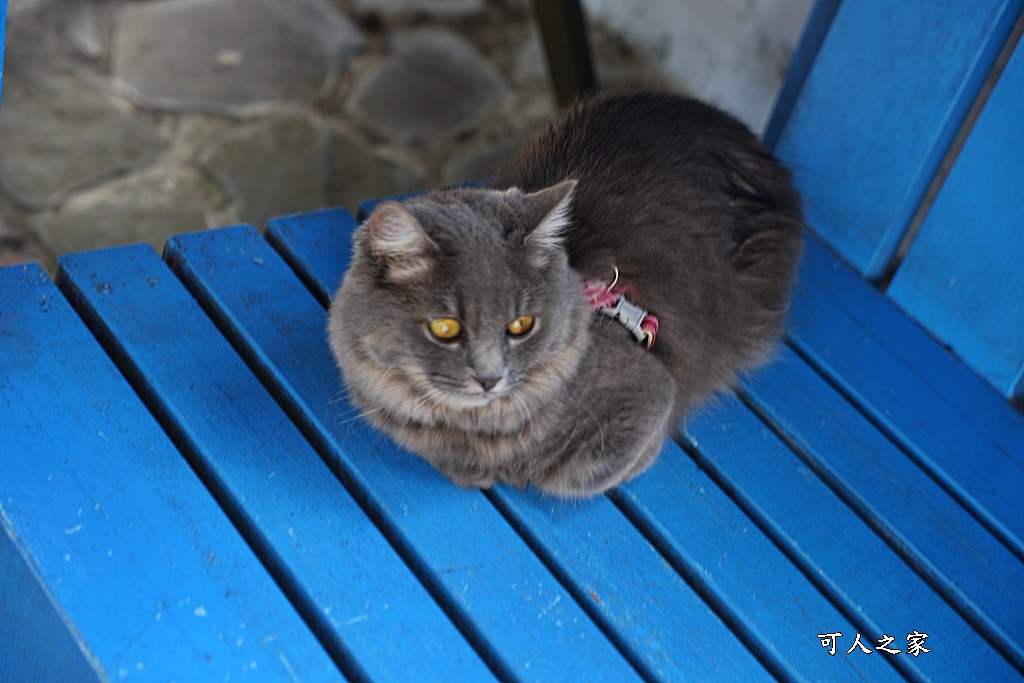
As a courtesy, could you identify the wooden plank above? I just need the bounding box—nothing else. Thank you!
[266,207,358,307]
[888,37,1024,401]
[266,201,902,681]
[787,239,1024,561]
[267,211,777,681]
[795,233,1024,463]
[613,445,900,682]
[773,0,1022,280]
[682,393,1022,682]
[485,488,773,682]
[265,208,355,304]
[0,264,342,682]
[56,245,495,683]
[741,346,1024,672]
[1,525,101,683]
[762,0,841,149]
[164,225,646,683]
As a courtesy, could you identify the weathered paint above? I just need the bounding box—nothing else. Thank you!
[57,245,496,683]
[774,0,1022,280]
[0,264,342,682]
[165,226,646,683]
[270,208,774,682]
[742,347,1024,672]
[888,38,1024,400]
[790,235,1024,561]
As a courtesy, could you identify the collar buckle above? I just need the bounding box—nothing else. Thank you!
[582,267,659,350]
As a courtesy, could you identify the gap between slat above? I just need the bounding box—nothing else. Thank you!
[53,261,370,683]
[160,246,521,683]
[734,378,1024,676]
[881,8,1024,289]
[785,334,1024,566]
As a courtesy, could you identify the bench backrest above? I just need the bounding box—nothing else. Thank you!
[768,0,1024,402]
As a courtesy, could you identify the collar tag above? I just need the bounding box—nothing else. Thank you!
[582,268,659,349]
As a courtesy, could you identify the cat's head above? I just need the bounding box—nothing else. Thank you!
[328,180,589,428]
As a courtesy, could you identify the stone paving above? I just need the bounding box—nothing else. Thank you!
[0,0,671,271]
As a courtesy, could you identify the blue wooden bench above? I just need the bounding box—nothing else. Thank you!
[2,1,1023,680]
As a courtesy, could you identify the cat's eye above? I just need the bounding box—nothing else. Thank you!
[507,315,535,336]
[429,317,462,341]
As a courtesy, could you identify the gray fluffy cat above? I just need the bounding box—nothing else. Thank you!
[328,92,803,497]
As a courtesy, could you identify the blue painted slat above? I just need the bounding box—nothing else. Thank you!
[612,445,899,682]
[888,38,1024,401]
[774,0,1023,279]
[265,204,933,681]
[56,246,495,683]
[266,207,359,306]
[0,264,341,682]
[787,239,1024,562]
[683,392,1021,682]
[265,208,359,305]
[486,487,773,682]
[762,0,841,148]
[1,526,100,683]
[796,233,1024,463]
[164,226,645,683]
[741,346,1024,672]
[268,210,776,681]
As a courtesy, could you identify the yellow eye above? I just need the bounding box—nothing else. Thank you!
[429,317,462,340]
[507,315,535,336]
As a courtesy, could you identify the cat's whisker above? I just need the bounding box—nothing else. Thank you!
[510,392,536,448]
[408,384,448,421]
[326,389,369,427]
[337,404,389,426]
[564,409,583,449]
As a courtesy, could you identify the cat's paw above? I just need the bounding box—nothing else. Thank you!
[440,465,497,491]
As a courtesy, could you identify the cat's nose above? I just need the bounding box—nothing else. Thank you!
[472,374,503,392]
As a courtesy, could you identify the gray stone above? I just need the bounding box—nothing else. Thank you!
[0,210,17,242]
[0,239,54,271]
[349,0,484,17]
[0,74,166,209]
[113,0,364,112]
[443,138,520,185]
[200,115,330,230]
[514,31,547,83]
[347,28,507,141]
[0,206,57,272]
[62,0,112,61]
[326,130,427,212]
[200,114,427,224]
[34,166,213,255]
[7,0,50,19]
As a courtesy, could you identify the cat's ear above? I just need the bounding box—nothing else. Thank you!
[523,179,577,252]
[366,201,438,282]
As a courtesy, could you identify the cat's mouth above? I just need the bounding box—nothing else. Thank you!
[419,367,540,412]
[435,379,522,409]
[457,387,517,407]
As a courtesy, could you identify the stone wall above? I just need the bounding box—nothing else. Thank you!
[0,0,812,270]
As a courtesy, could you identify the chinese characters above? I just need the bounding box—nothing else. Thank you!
[818,631,930,656]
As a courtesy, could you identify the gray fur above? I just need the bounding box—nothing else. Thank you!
[328,92,803,497]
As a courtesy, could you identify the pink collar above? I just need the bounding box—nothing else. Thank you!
[582,266,658,349]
